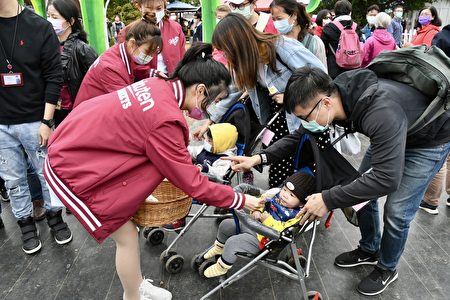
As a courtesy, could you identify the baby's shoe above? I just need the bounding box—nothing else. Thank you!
[139,278,172,300]
[204,257,232,278]
[203,240,224,259]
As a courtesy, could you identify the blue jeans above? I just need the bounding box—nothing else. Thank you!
[357,142,450,271]
[0,122,57,220]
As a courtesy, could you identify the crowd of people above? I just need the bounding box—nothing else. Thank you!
[0,0,449,299]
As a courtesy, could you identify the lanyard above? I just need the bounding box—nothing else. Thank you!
[0,4,20,73]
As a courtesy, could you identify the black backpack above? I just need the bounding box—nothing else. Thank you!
[367,45,450,135]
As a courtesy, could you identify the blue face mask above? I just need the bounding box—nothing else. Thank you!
[300,109,330,133]
[274,18,294,34]
[232,6,252,19]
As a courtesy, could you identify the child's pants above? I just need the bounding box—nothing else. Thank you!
[217,218,260,265]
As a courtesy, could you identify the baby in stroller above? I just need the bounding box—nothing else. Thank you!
[201,172,316,278]
[188,123,238,179]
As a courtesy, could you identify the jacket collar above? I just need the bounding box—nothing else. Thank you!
[119,42,132,76]
[171,79,185,108]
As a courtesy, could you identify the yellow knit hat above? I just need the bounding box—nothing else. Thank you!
[209,123,238,154]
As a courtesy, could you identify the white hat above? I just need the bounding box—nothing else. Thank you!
[227,0,246,4]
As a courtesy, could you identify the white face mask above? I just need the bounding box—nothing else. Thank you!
[232,6,252,19]
[49,18,69,36]
[155,9,165,23]
[169,15,177,21]
[367,15,377,25]
[323,18,331,25]
[134,50,153,65]
[216,18,221,24]
[395,11,403,19]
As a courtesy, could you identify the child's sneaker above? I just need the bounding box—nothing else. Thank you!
[204,257,232,278]
[419,200,439,215]
[203,240,224,259]
[139,278,172,300]
[162,217,186,232]
[446,198,450,207]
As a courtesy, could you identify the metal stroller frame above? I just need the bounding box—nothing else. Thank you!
[195,210,322,300]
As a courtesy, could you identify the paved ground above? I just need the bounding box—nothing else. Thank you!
[1,135,449,300]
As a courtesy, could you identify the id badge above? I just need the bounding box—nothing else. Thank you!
[268,85,279,96]
[1,72,24,87]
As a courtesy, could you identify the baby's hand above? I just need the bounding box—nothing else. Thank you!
[260,212,270,222]
[252,211,263,221]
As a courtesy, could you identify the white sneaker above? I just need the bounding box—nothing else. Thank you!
[139,278,172,300]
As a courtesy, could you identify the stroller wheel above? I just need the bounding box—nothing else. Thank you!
[198,259,216,278]
[160,251,177,264]
[165,254,184,274]
[307,291,322,300]
[147,229,164,245]
[142,227,152,239]
[190,253,205,271]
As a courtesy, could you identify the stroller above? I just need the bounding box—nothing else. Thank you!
[191,129,360,300]
[142,101,251,274]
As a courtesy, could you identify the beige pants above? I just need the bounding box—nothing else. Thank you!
[423,156,450,206]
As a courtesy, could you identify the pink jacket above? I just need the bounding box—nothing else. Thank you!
[362,29,396,68]
[45,78,245,243]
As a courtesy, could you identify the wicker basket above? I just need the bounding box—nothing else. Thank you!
[132,180,192,227]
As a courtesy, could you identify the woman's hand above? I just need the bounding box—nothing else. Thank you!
[271,93,284,105]
[259,211,270,222]
[243,194,266,211]
[221,155,261,172]
[192,119,213,141]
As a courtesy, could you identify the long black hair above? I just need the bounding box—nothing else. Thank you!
[316,9,330,27]
[49,0,88,42]
[167,43,231,111]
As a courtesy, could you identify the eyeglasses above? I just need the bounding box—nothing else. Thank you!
[229,2,250,10]
[299,97,326,121]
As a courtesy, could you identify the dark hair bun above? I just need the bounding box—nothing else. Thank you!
[142,12,157,25]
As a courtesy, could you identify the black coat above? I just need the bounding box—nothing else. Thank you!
[261,69,449,210]
[321,19,363,79]
[61,32,98,102]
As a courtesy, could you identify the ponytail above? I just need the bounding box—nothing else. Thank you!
[126,13,163,54]
[167,43,231,110]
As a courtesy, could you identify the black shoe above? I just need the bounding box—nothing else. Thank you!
[447,198,450,207]
[357,266,398,296]
[0,217,4,229]
[0,187,9,202]
[46,210,72,245]
[17,216,42,254]
[335,246,378,268]
[419,200,439,215]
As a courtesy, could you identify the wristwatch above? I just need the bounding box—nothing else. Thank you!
[41,118,55,128]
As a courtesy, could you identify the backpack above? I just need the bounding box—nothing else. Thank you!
[368,45,450,135]
[329,20,364,69]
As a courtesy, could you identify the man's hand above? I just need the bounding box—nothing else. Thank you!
[243,194,265,211]
[271,93,284,105]
[192,119,213,141]
[221,155,261,172]
[296,193,329,225]
[39,123,53,147]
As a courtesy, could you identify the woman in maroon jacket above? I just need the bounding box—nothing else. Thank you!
[44,43,264,300]
[74,13,163,107]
